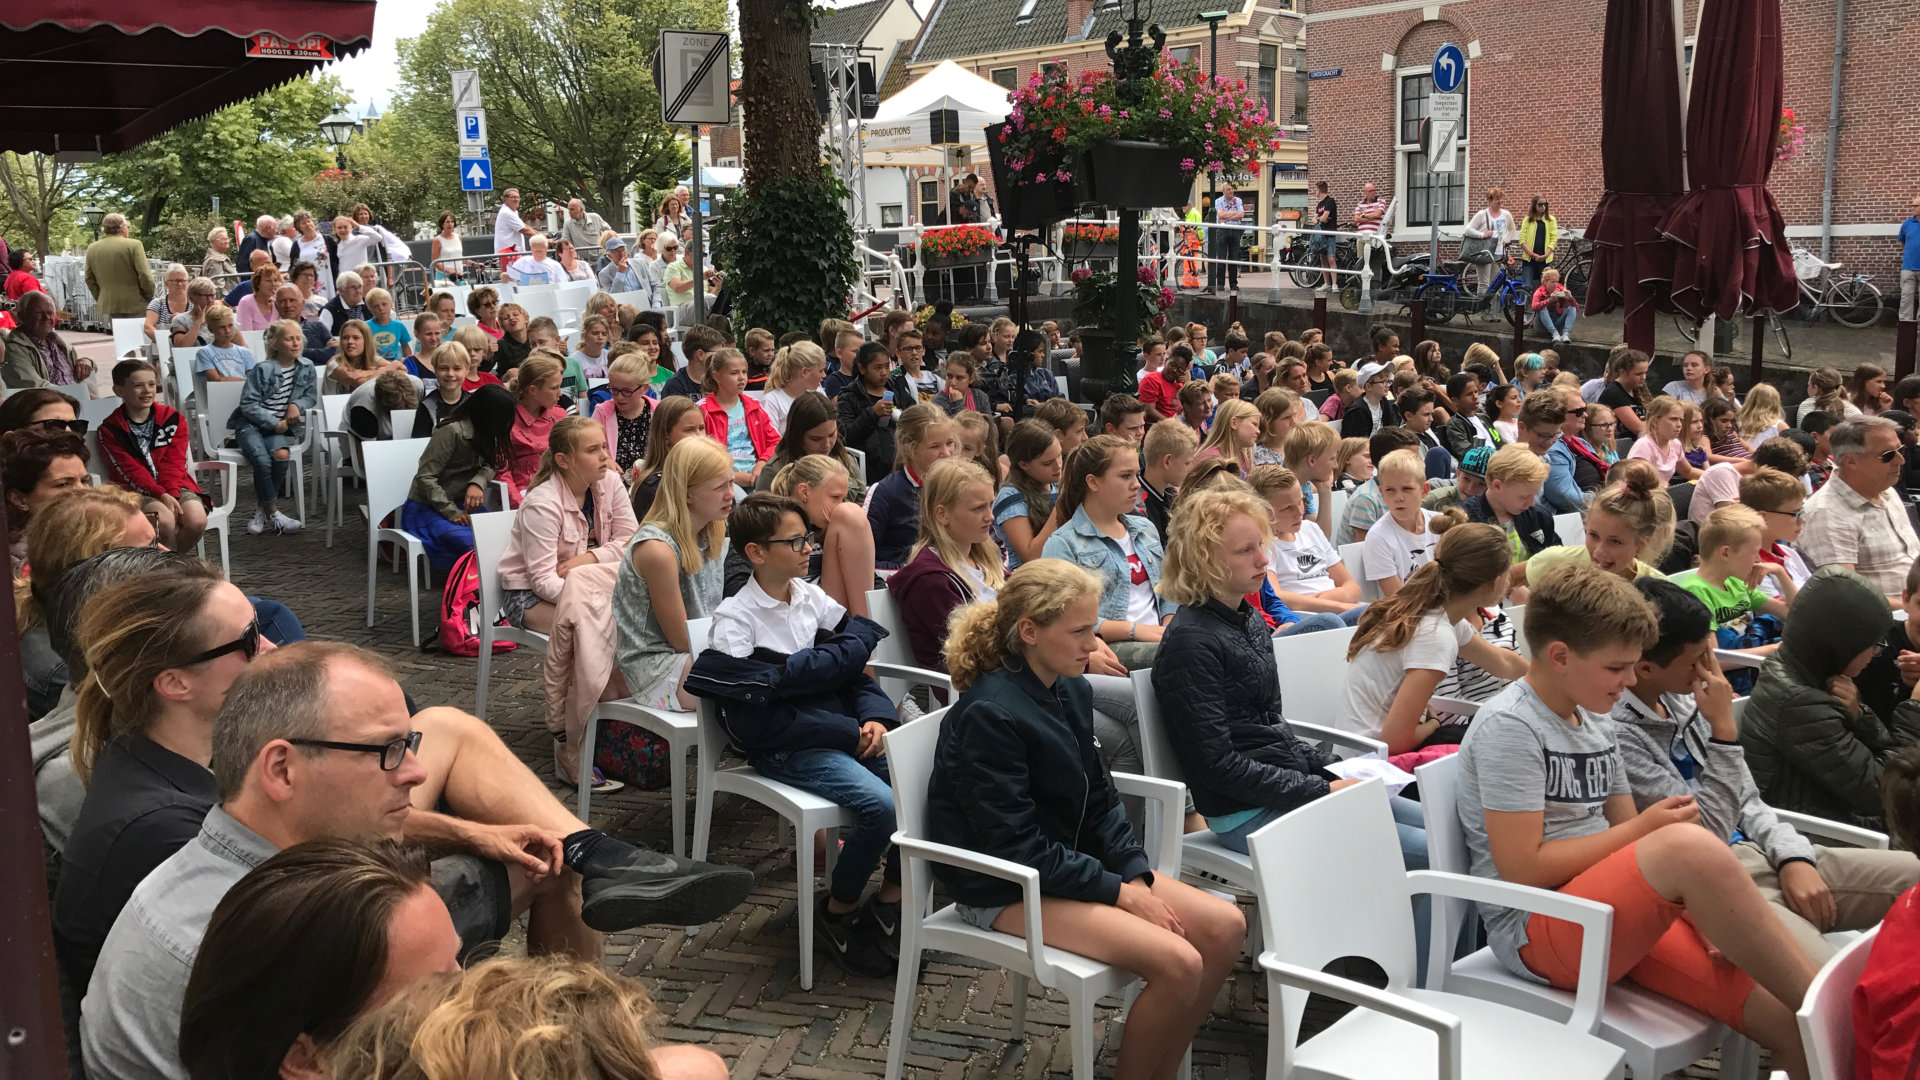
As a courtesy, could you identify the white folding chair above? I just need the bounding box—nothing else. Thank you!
[846,447,867,481]
[1552,511,1584,545]
[882,709,1188,1080]
[1249,779,1627,1080]
[1796,926,1880,1080]
[77,395,120,430]
[579,619,710,851]
[320,393,361,546]
[111,317,147,361]
[610,290,649,309]
[471,510,548,719]
[1339,541,1382,601]
[517,289,560,324]
[1415,753,1744,1079]
[358,437,434,646]
[240,330,265,356]
[197,379,311,526]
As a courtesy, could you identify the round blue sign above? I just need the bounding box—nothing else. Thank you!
[1431,43,1466,94]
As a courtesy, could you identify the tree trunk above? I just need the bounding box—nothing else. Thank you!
[141,193,168,237]
[737,0,822,190]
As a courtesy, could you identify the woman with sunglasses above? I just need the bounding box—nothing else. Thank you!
[0,387,83,438]
[1517,196,1557,290]
[1,426,89,574]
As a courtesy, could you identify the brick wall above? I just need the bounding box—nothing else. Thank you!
[1304,0,1920,281]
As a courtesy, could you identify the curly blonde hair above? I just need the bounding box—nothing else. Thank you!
[1160,488,1272,608]
[944,559,1103,691]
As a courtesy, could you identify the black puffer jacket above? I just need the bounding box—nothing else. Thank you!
[1152,599,1336,818]
[927,666,1148,907]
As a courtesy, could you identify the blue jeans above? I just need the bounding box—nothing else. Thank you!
[753,747,899,906]
[248,597,305,645]
[1536,303,1577,338]
[234,425,292,508]
[400,498,477,570]
[1274,611,1350,637]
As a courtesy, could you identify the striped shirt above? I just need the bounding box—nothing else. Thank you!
[263,363,297,417]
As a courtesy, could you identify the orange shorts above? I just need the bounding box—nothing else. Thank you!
[1517,842,1755,1030]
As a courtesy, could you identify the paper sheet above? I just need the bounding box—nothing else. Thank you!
[1324,756,1418,797]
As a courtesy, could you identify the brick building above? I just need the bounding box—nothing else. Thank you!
[884,0,1311,232]
[1302,0,1920,280]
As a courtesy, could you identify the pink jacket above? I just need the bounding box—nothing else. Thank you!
[505,403,566,505]
[496,469,639,602]
[591,397,653,467]
[542,561,622,748]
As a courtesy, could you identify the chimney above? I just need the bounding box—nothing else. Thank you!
[1065,0,1095,41]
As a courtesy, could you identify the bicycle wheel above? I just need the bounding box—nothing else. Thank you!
[1827,277,1884,328]
[1563,257,1591,303]
[1415,281,1457,325]
[1286,249,1323,290]
[1339,282,1361,311]
[1456,261,1481,295]
[1672,312,1700,344]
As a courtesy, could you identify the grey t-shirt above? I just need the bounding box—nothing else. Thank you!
[1456,678,1630,978]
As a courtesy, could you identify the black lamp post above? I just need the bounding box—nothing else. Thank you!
[78,204,104,241]
[1199,9,1229,293]
[1093,0,1166,401]
[318,111,358,170]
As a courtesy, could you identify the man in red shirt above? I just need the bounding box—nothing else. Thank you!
[1136,338,1187,421]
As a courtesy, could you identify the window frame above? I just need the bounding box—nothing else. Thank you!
[879,203,904,229]
[918,179,942,225]
[989,66,1019,91]
[1394,67,1468,232]
[1257,44,1278,120]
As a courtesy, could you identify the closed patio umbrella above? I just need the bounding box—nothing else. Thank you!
[1659,0,1798,322]
[1582,0,1685,352]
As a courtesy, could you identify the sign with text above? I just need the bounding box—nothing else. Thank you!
[246,32,334,59]
[657,30,731,126]
[458,108,488,149]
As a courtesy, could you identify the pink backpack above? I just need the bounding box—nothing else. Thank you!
[439,548,518,657]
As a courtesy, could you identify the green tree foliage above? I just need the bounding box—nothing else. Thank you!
[91,76,349,234]
[713,174,857,337]
[382,0,721,228]
[0,153,96,257]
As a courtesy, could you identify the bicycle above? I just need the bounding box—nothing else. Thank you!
[1280,234,1359,291]
[1670,245,1882,361]
[1549,234,1594,304]
[1672,308,1796,361]
[1414,258,1528,326]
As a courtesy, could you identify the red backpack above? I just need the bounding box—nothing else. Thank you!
[439,548,518,657]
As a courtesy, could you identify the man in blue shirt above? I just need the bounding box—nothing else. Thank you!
[1208,181,1246,292]
[1899,194,1920,324]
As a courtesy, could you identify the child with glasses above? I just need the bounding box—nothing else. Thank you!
[703,493,903,976]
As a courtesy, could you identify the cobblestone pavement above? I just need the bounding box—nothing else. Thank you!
[229,487,1731,1079]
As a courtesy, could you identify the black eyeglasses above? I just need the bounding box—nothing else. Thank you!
[760,533,813,553]
[183,620,261,666]
[287,730,423,771]
[37,418,88,435]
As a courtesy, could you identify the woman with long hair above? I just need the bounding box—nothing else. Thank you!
[1041,434,1169,669]
[0,387,81,437]
[498,416,638,635]
[1337,520,1526,753]
[995,420,1062,568]
[627,396,706,520]
[325,318,388,392]
[506,353,569,505]
[1851,362,1892,416]
[1484,383,1522,445]
[614,436,733,715]
[401,383,519,568]
[928,559,1244,1080]
[1516,195,1557,289]
[754,391,865,503]
[1526,458,1676,584]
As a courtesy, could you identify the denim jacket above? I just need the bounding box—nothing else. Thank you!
[1041,505,1174,620]
[1542,437,1588,514]
[229,358,318,434]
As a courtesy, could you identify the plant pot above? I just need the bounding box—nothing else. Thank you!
[1081,140,1193,211]
[920,250,993,270]
[1064,241,1119,262]
[1075,327,1136,403]
[986,121,1089,230]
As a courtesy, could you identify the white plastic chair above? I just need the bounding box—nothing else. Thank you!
[320,393,361,546]
[1272,626,1361,731]
[1415,753,1742,1079]
[51,380,92,404]
[1796,925,1879,1080]
[77,395,120,429]
[863,587,952,702]
[881,708,1188,1080]
[1339,541,1382,601]
[610,289,649,309]
[846,447,867,481]
[358,437,434,646]
[111,317,147,361]
[471,510,548,719]
[517,288,560,323]
[198,379,310,525]
[1552,511,1584,545]
[1248,779,1627,1080]
[241,329,265,356]
[580,618,712,852]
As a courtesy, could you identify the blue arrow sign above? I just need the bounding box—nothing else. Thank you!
[459,157,493,191]
[1431,43,1465,94]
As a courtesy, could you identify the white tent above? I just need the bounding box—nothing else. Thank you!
[862,60,1011,158]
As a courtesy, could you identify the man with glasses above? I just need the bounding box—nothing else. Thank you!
[2,291,92,390]
[1799,416,1920,600]
[83,639,757,1080]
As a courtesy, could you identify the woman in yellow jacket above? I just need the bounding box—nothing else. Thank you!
[1517,197,1558,290]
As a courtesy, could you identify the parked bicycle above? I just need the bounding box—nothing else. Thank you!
[1550,233,1593,304]
[1415,258,1530,326]
[1671,245,1883,361]
[1280,234,1359,290]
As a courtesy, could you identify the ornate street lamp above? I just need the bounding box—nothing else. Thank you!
[78,204,105,240]
[318,110,358,170]
[1093,0,1166,395]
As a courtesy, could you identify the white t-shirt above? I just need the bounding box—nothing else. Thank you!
[1115,531,1161,626]
[1268,520,1342,595]
[296,235,335,295]
[963,561,998,602]
[1759,543,1812,599]
[710,576,847,658]
[494,204,527,253]
[1336,609,1475,738]
[1362,510,1440,584]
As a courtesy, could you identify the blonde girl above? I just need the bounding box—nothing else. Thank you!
[951,409,1003,486]
[1736,383,1785,443]
[763,339,826,436]
[1679,401,1711,473]
[1526,457,1676,584]
[597,346,657,474]
[1625,395,1697,485]
[1333,435,1373,491]
[628,395,706,519]
[498,416,638,641]
[614,436,734,714]
[1251,387,1300,468]
[995,419,1062,568]
[868,403,958,568]
[696,348,777,489]
[451,324,499,376]
[930,559,1244,1080]
[770,452,876,617]
[505,353,568,504]
[1339,520,1525,753]
[326,318,387,392]
[1195,398,1261,475]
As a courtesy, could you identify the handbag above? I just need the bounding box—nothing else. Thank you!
[1458,235,1496,263]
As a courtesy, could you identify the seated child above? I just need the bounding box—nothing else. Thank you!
[568,314,614,397]
[228,325,318,536]
[1361,448,1453,597]
[1679,505,1794,665]
[1614,579,1919,969]
[97,359,207,550]
[346,369,421,441]
[1250,463,1364,624]
[695,493,901,976]
[1458,563,1819,1075]
[1137,416,1199,546]
[404,311,443,378]
[1177,377,1213,436]
[418,340,474,431]
[194,303,254,384]
[364,287,412,362]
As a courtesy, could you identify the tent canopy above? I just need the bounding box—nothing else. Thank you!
[863,60,1011,155]
[0,0,376,155]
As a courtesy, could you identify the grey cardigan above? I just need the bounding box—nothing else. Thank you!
[1608,690,1816,868]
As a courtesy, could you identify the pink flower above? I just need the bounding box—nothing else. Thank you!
[1098,104,1112,118]
[1055,168,1073,181]
[1159,287,1176,307]
[1151,313,1168,329]
[1158,109,1172,118]
[1033,172,1048,182]
[1180,157,1195,170]
[1208,160,1223,173]
[1071,267,1093,283]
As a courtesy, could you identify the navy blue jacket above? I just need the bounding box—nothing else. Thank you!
[1459,493,1560,556]
[866,468,921,569]
[926,666,1150,907]
[685,614,895,764]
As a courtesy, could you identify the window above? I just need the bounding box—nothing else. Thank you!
[1294,68,1309,125]
[990,67,1018,91]
[880,204,904,228]
[1168,46,1193,62]
[1041,61,1066,81]
[1257,45,1277,118]
[1396,70,1467,228]
[919,180,941,225]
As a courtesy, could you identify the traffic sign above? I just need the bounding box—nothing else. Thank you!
[458,107,487,149]
[1429,121,1460,173]
[451,69,482,111]
[657,30,731,126]
[1431,43,1466,94]
[1429,93,1463,123]
[460,158,493,191]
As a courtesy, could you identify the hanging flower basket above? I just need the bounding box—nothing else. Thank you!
[901,224,999,269]
[985,121,1086,229]
[1061,222,1120,261]
[1082,140,1192,211]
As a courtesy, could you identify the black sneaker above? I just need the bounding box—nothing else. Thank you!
[578,849,756,931]
[866,896,902,960]
[816,892,896,977]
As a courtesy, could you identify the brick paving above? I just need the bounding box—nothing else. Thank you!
[226,481,1731,1080]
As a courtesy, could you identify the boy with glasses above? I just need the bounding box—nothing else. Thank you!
[702,493,903,975]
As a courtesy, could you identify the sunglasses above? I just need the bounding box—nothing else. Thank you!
[1879,447,1904,463]
[37,418,89,435]
[184,620,261,666]
[287,730,423,772]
